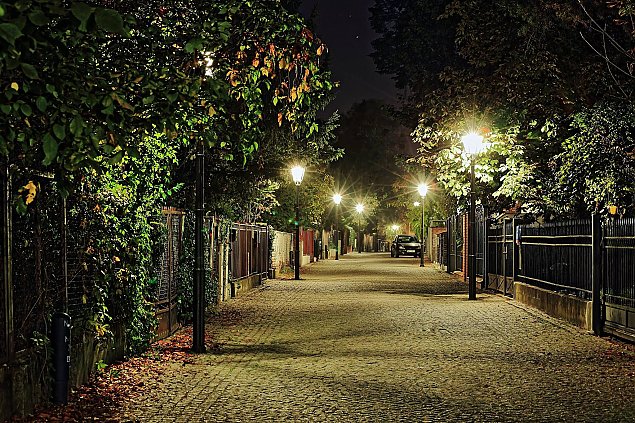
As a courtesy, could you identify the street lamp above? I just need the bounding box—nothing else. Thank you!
[462,133,485,300]
[417,184,428,267]
[356,203,364,253]
[333,193,342,260]
[291,165,305,280]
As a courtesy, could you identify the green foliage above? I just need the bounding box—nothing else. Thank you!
[3,0,338,361]
[372,0,635,218]
[72,132,182,354]
[549,102,635,217]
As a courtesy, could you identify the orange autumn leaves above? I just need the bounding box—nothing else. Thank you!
[224,26,329,127]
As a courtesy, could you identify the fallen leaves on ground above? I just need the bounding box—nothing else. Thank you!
[15,326,219,422]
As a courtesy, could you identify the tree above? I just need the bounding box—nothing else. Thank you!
[3,0,339,355]
[329,100,415,233]
[371,0,635,217]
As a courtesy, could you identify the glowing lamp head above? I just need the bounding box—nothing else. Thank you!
[355,203,364,214]
[461,133,485,156]
[392,224,399,231]
[417,184,428,198]
[333,193,342,205]
[291,165,305,185]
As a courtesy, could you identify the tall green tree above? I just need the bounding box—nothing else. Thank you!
[371,0,635,217]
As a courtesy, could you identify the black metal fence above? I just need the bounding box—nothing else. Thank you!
[518,219,592,299]
[603,218,635,335]
[436,232,447,267]
[155,209,184,339]
[487,218,515,296]
[475,205,487,278]
[455,213,634,338]
[446,214,463,273]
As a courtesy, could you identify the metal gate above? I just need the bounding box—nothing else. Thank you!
[436,232,447,267]
[475,205,487,278]
[155,208,183,340]
[603,217,635,339]
[446,214,463,273]
[487,218,514,295]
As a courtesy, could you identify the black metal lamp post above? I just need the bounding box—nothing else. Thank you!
[291,165,305,280]
[193,140,206,353]
[417,184,428,267]
[192,50,217,354]
[333,193,342,260]
[462,133,485,301]
[355,203,364,253]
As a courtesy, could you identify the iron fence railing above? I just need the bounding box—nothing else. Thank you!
[436,232,447,266]
[604,218,635,310]
[517,219,592,299]
[475,206,486,278]
[447,214,463,273]
[486,218,515,295]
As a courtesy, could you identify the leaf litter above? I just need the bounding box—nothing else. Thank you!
[14,325,220,422]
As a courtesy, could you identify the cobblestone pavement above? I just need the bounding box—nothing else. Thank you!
[121,253,635,422]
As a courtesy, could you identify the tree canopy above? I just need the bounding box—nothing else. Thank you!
[371,0,635,218]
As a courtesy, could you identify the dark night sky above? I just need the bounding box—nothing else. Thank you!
[299,0,399,115]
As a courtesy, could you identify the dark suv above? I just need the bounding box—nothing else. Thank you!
[391,234,421,258]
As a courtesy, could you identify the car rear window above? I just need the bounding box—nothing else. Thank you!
[397,236,418,242]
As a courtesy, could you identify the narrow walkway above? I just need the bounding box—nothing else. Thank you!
[122,253,635,422]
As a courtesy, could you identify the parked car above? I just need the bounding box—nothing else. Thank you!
[391,234,422,257]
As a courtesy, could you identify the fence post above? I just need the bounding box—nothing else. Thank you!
[591,213,603,335]
[512,218,519,285]
[2,161,13,363]
[446,217,452,273]
[483,217,489,289]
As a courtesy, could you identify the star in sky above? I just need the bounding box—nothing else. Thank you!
[300,0,398,115]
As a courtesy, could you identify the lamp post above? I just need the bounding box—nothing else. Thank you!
[291,165,305,280]
[417,184,428,267]
[333,193,342,260]
[462,133,485,300]
[356,203,364,253]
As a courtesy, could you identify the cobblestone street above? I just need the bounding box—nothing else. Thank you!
[122,253,635,422]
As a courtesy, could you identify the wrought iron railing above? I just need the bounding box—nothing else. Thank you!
[604,218,635,310]
[517,219,592,299]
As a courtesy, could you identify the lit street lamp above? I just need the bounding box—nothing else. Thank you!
[291,165,305,280]
[462,133,485,300]
[356,203,364,253]
[333,193,342,260]
[417,184,428,267]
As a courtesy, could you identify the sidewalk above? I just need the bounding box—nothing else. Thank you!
[23,253,635,422]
